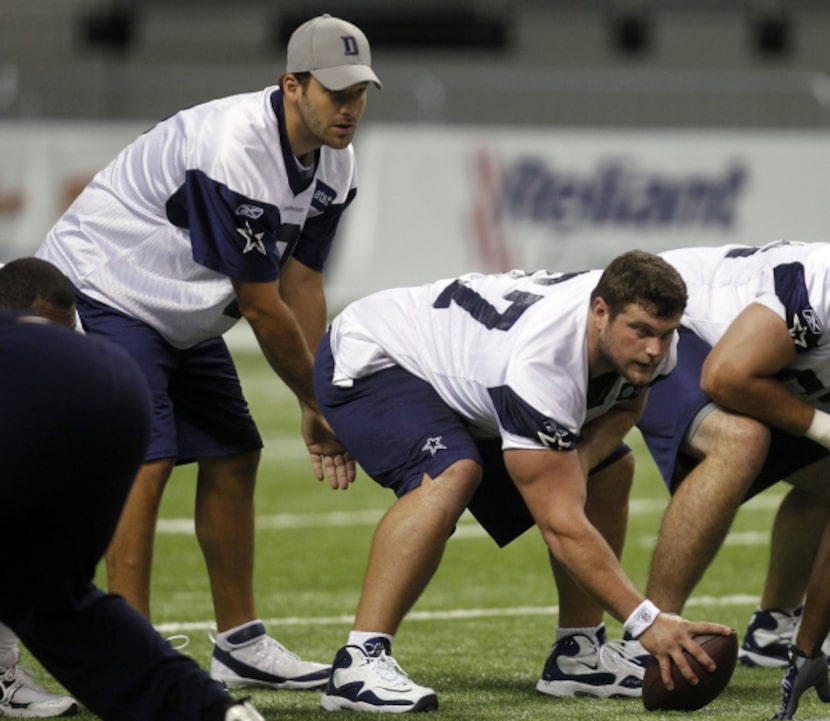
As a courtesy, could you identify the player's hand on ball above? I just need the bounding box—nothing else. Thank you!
[642,631,738,711]
[639,614,735,690]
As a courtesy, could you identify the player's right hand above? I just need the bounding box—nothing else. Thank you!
[301,407,356,489]
[639,614,734,689]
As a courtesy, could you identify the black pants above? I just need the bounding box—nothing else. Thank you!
[0,312,228,721]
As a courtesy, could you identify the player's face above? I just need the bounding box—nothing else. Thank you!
[295,76,369,151]
[593,299,680,385]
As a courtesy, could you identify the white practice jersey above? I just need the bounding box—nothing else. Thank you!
[329,269,677,452]
[37,87,357,349]
[660,240,830,409]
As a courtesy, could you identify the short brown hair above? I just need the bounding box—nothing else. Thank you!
[591,250,687,319]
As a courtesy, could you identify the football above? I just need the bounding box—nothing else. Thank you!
[642,632,738,711]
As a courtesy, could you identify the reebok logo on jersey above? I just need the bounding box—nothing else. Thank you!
[537,421,576,451]
[789,309,823,350]
[235,203,264,219]
[237,221,266,255]
[421,437,447,456]
[802,308,823,335]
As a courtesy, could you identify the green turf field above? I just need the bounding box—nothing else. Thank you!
[28,346,826,720]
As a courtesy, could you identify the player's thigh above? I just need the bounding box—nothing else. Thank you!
[413,457,484,515]
[77,295,184,459]
[337,367,481,496]
[315,349,481,497]
[169,337,262,463]
[638,327,713,490]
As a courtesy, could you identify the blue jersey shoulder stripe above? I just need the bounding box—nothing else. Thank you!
[488,385,577,450]
[773,262,824,353]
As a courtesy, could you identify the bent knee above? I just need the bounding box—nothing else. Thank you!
[422,458,483,504]
[694,410,771,467]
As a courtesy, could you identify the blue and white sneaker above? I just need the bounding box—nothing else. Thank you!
[536,629,644,699]
[739,608,802,668]
[0,654,78,718]
[320,639,438,713]
[618,636,651,669]
[210,623,330,690]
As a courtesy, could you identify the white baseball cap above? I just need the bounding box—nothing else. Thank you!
[286,14,383,91]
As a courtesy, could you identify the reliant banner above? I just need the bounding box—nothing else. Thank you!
[327,125,830,308]
[1,122,829,312]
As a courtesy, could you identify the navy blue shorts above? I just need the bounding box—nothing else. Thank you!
[638,327,828,498]
[76,292,262,464]
[315,332,630,546]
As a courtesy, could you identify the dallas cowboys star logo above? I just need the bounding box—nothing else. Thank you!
[421,436,447,456]
[790,314,809,349]
[237,221,266,255]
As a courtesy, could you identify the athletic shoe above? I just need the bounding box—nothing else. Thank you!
[0,660,78,718]
[739,608,802,668]
[320,640,439,713]
[618,636,651,669]
[210,623,330,690]
[771,646,830,719]
[536,628,644,698]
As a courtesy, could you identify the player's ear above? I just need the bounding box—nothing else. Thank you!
[592,296,610,322]
[281,73,300,96]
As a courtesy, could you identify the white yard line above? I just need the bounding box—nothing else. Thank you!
[155,593,761,634]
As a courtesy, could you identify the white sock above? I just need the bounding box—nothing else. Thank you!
[347,631,394,651]
[556,623,605,643]
[216,620,266,648]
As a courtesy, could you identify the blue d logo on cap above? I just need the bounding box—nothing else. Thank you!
[342,36,359,56]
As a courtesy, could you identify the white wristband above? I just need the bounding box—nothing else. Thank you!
[805,409,830,449]
[624,600,661,639]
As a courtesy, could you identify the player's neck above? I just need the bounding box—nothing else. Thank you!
[586,322,611,378]
[281,100,320,164]
[295,150,315,168]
